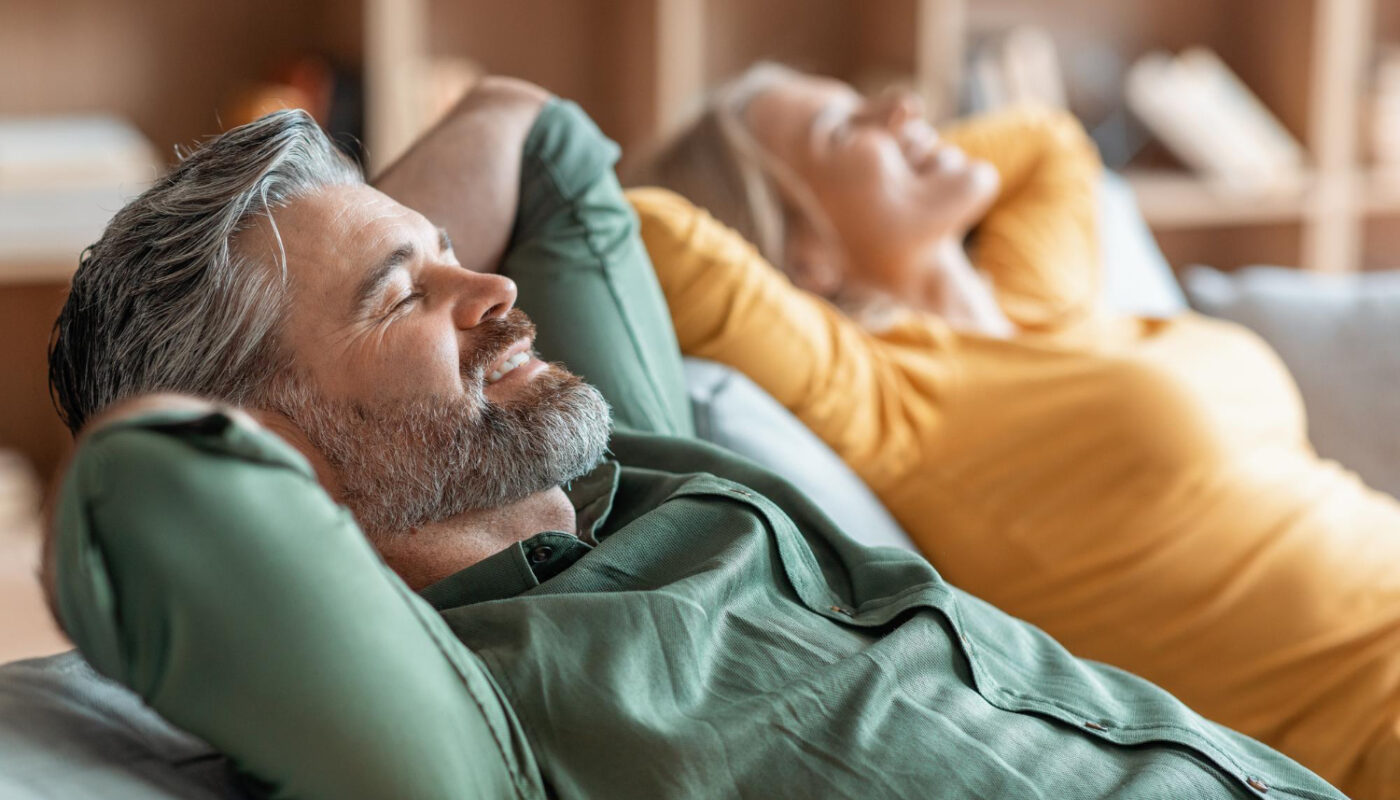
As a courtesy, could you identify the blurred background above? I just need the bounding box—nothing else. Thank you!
[2,0,1398,660]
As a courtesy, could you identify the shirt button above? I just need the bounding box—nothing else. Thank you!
[1246,777,1269,793]
[529,546,554,564]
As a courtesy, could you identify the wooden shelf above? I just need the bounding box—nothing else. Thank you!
[0,260,80,285]
[1126,171,1310,229]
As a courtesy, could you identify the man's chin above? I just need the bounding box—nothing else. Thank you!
[286,367,613,539]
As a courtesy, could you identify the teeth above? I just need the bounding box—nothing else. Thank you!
[487,351,531,383]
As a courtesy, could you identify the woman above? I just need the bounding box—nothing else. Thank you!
[627,63,1400,798]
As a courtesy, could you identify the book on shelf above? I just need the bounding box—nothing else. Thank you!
[967,26,1068,113]
[1125,48,1306,195]
[0,115,161,273]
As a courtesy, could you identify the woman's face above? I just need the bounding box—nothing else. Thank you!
[744,73,999,289]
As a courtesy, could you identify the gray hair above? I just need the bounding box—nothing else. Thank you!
[49,109,363,433]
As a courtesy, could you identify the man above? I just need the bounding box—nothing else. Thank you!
[44,78,1345,799]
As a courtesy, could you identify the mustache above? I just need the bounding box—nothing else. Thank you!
[462,308,538,379]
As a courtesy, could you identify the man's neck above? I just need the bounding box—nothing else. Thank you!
[249,408,577,589]
[376,487,578,590]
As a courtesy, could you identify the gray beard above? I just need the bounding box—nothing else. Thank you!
[275,365,611,538]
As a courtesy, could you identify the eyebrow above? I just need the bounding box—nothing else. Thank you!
[351,227,454,317]
[351,243,414,317]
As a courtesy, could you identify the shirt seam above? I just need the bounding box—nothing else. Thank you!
[390,578,535,799]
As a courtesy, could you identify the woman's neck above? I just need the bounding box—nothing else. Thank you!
[853,237,1015,338]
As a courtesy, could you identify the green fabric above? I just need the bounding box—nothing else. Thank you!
[53,411,543,800]
[51,99,1346,799]
[508,102,693,438]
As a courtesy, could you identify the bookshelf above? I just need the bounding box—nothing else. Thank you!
[7,0,1394,275]
[364,0,1394,273]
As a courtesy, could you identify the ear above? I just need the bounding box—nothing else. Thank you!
[784,224,844,298]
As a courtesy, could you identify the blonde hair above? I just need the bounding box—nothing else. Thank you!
[627,63,844,294]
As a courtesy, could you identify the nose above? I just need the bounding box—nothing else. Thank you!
[449,270,518,329]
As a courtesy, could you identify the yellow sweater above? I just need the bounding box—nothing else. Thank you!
[629,108,1400,799]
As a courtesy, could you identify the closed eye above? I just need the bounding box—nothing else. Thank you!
[388,290,424,316]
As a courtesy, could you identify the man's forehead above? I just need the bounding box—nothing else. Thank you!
[243,184,430,281]
[283,184,424,248]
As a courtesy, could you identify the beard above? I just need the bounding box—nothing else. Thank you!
[272,311,612,538]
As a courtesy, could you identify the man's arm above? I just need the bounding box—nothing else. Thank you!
[373,77,548,275]
[375,80,694,438]
[46,396,541,800]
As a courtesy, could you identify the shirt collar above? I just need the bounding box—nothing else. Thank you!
[418,459,621,610]
[565,459,620,545]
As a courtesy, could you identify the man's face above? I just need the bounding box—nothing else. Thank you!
[250,183,610,536]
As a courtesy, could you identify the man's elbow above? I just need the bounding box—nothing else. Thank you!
[38,392,232,637]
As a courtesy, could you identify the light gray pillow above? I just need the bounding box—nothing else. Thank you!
[1097,172,1188,317]
[1184,265,1400,499]
[0,651,243,799]
[683,358,919,553]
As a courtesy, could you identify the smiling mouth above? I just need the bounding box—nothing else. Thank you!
[488,350,531,383]
[482,337,537,385]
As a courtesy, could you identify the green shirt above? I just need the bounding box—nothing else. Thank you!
[52,101,1345,799]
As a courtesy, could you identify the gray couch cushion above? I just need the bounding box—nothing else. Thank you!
[1098,172,1188,317]
[1184,265,1400,499]
[0,652,244,799]
[684,358,919,553]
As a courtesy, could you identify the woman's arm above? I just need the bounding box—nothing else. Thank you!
[630,187,955,473]
[942,107,1104,334]
[47,398,541,800]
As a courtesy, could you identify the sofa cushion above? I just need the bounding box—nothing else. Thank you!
[0,651,244,799]
[684,358,919,553]
[1097,172,1188,317]
[1184,265,1400,499]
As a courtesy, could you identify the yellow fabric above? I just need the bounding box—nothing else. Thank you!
[628,107,1400,799]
